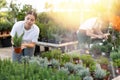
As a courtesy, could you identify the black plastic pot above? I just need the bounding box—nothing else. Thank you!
[1,37,12,47]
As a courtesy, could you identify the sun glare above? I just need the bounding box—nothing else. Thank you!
[6,0,113,30]
[47,0,108,29]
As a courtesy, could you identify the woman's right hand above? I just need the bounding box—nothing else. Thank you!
[97,35,104,39]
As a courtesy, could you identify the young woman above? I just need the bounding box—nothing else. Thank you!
[76,14,110,51]
[10,10,40,62]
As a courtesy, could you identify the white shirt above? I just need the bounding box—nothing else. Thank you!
[10,21,40,43]
[79,17,97,30]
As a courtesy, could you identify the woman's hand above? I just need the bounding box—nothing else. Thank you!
[21,43,27,49]
[97,35,104,39]
[103,33,110,39]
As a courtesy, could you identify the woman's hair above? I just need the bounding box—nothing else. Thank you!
[26,10,37,20]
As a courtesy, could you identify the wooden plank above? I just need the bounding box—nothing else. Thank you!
[0,34,10,38]
[36,41,78,48]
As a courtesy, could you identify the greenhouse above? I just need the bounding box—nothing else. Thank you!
[0,0,120,80]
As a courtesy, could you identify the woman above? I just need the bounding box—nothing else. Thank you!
[77,16,110,49]
[10,10,40,62]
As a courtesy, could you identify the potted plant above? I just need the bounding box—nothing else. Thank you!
[110,51,120,74]
[70,53,80,64]
[83,76,93,80]
[64,62,75,74]
[113,59,120,74]
[60,53,72,66]
[41,51,52,61]
[80,54,95,67]
[90,44,101,57]
[49,59,60,69]
[13,32,24,53]
[94,67,106,80]
[76,68,90,79]
[97,56,109,70]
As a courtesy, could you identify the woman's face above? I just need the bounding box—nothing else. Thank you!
[24,14,35,30]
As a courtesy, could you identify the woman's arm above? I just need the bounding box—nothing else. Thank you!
[86,29,103,39]
[21,42,36,49]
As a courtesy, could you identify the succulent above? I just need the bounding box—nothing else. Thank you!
[64,62,75,73]
[50,59,60,69]
[29,57,49,68]
[110,51,120,61]
[21,56,30,64]
[94,67,106,79]
[59,67,69,75]
[39,57,49,67]
[83,76,93,80]
[76,68,90,78]
[74,64,85,73]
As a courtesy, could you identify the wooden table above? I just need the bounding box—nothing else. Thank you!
[0,34,10,38]
[36,41,78,53]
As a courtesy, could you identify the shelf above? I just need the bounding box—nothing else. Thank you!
[0,34,10,38]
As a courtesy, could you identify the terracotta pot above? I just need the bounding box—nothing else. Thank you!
[104,75,110,80]
[73,58,80,64]
[100,64,108,70]
[14,47,22,53]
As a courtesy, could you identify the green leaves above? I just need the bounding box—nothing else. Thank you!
[13,32,24,47]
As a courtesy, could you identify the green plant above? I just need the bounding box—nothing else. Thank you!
[47,23,66,43]
[0,22,11,32]
[50,59,60,69]
[60,53,72,65]
[94,67,106,79]
[50,49,62,60]
[89,62,96,72]
[0,58,82,80]
[113,59,120,67]
[74,64,85,73]
[13,32,24,47]
[97,56,109,65]
[71,53,80,58]
[76,68,90,79]
[64,62,75,73]
[110,51,120,68]
[70,53,80,64]
[110,51,120,61]
[41,51,52,60]
[90,44,102,55]
[59,67,69,74]
[80,54,95,67]
[101,42,113,53]
[83,76,93,80]
[30,57,49,68]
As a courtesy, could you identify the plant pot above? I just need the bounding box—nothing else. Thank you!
[1,37,12,47]
[104,75,110,80]
[100,64,108,70]
[14,47,22,53]
[34,45,40,56]
[73,58,80,64]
